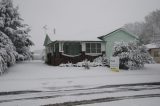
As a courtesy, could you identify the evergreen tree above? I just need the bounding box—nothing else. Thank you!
[0,31,17,74]
[0,0,33,60]
[0,0,33,74]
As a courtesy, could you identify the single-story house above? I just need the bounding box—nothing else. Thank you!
[146,43,160,63]
[44,28,138,66]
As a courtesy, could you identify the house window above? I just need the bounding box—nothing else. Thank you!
[63,42,81,55]
[55,43,59,53]
[86,43,101,53]
[154,51,160,57]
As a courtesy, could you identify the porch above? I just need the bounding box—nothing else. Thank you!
[45,40,105,66]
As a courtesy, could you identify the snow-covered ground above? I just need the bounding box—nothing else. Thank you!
[0,60,160,106]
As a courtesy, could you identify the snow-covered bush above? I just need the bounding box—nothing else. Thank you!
[113,41,154,70]
[59,62,73,67]
[92,56,103,66]
[59,62,82,67]
[76,62,85,67]
[101,55,110,66]
[16,46,33,61]
[84,60,90,69]
[92,55,110,66]
[59,57,104,67]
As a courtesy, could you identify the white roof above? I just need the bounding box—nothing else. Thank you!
[48,34,102,42]
[145,43,159,49]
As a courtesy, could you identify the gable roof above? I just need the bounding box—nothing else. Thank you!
[98,28,139,40]
[43,34,52,46]
[44,33,103,46]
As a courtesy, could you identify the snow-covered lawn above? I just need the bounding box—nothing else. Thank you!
[0,60,160,106]
[79,98,160,106]
[0,60,160,92]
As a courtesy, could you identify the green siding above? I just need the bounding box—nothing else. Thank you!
[103,30,137,57]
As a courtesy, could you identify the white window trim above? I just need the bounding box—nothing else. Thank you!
[85,42,102,53]
[85,53,102,56]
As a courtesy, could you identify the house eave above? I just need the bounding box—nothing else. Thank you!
[98,28,139,40]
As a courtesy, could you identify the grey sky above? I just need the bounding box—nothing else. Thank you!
[13,0,160,50]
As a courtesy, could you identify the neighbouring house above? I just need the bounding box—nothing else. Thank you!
[146,43,160,63]
[44,28,139,66]
[152,35,160,45]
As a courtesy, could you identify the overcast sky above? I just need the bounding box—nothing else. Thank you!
[13,0,160,50]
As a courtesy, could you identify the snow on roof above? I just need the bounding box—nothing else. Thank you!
[54,40,102,42]
[145,43,159,49]
[98,28,139,40]
[53,38,102,41]
[46,27,140,43]
[47,33,102,42]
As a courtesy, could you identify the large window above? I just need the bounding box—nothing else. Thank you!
[55,43,59,53]
[86,43,101,53]
[154,51,160,57]
[63,42,81,55]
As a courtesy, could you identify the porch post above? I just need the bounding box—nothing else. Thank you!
[81,42,86,52]
[59,42,63,52]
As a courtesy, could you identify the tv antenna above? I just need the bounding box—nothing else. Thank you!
[43,25,48,34]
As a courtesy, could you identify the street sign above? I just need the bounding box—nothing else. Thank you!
[110,57,119,72]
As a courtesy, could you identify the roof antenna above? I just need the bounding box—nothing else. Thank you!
[43,25,48,35]
[53,27,56,35]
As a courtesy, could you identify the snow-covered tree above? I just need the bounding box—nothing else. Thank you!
[113,41,154,70]
[0,0,33,74]
[0,31,17,74]
[144,10,160,44]
[0,0,33,60]
[124,9,160,44]
[124,22,144,37]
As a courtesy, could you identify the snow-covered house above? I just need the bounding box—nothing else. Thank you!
[44,38,106,65]
[44,28,138,66]
[146,43,160,63]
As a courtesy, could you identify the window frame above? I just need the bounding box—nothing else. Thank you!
[85,43,101,53]
[63,42,82,55]
[154,51,160,57]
